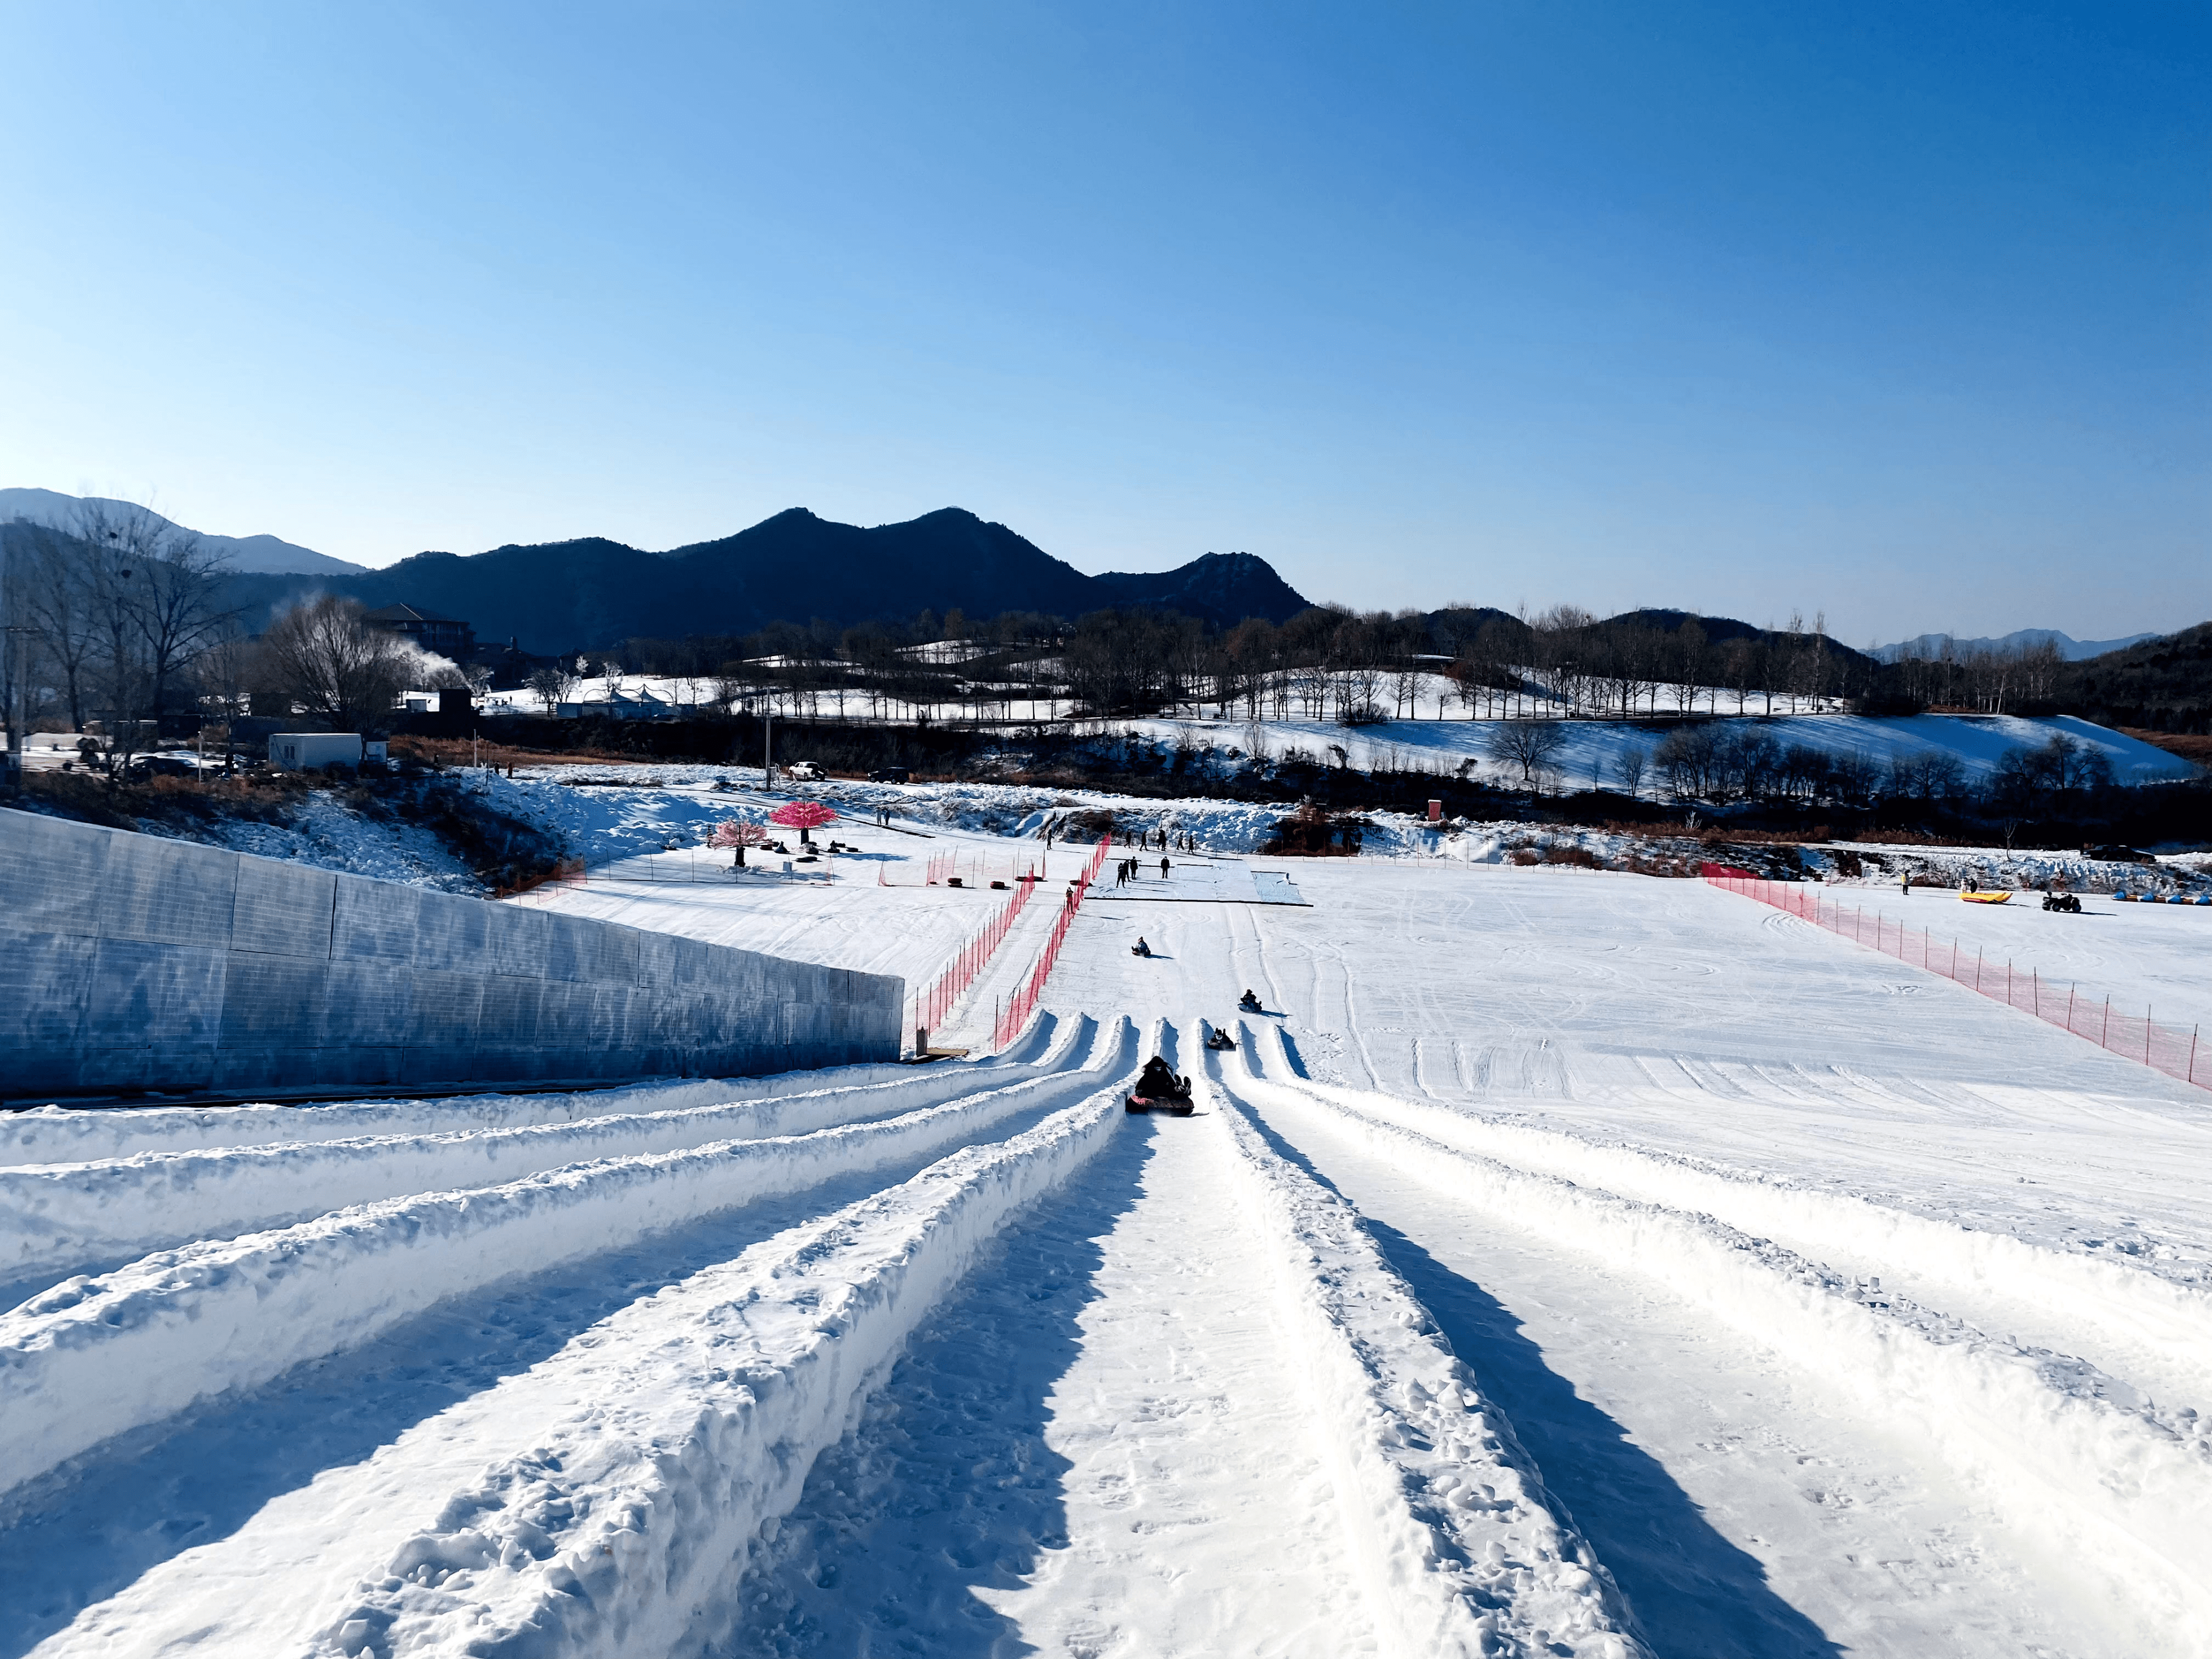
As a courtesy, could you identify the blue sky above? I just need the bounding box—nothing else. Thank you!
[2,1,2204,643]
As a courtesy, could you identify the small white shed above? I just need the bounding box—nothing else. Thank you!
[268,733,364,771]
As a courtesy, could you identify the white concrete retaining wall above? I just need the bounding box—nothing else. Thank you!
[0,809,903,1099]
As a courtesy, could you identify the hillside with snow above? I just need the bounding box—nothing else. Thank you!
[5,819,2210,1656]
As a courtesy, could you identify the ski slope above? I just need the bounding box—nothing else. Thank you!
[4,851,2209,1657]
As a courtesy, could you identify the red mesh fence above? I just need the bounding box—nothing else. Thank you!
[915,874,1038,1040]
[1701,865,2207,1092]
[993,837,1113,1049]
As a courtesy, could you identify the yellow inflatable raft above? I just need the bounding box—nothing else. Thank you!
[1959,890,2011,904]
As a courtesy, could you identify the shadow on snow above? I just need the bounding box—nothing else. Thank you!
[711,1113,1153,1658]
[1235,1106,1842,1659]
[0,1113,1074,1659]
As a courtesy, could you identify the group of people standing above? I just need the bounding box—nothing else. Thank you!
[1040,816,1200,857]
[1113,856,1173,887]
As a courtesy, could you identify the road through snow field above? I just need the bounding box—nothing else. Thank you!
[6,854,2209,1657]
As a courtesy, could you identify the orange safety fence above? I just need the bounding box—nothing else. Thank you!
[1701,865,2206,1092]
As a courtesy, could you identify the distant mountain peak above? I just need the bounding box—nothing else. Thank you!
[0,488,365,577]
[1092,550,1313,628]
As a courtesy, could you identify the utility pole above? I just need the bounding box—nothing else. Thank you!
[0,625,25,790]
[0,529,21,788]
[764,709,774,789]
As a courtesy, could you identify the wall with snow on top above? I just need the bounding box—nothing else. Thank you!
[0,809,902,1101]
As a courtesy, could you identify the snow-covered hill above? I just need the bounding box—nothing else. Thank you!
[7,849,2211,1655]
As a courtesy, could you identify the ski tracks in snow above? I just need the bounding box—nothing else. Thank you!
[1228,1025,2212,1656]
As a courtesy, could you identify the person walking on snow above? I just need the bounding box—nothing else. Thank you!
[1160,857,1171,879]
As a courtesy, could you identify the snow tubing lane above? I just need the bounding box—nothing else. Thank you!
[0,1018,1096,1280]
[0,1060,951,1168]
[0,1019,1135,1501]
[1229,1037,2212,1652]
[1257,1067,2212,1419]
[298,1076,1137,1658]
[1196,1044,1649,1659]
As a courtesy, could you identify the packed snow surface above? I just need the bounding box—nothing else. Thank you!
[4,830,2211,1657]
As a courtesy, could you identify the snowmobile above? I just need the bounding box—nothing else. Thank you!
[1204,1026,1237,1052]
[2042,892,2082,913]
[1237,989,1263,1014]
[1125,1056,1194,1115]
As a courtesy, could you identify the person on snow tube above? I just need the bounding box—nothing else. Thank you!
[1131,937,1152,957]
[1238,988,1262,1012]
[1205,1026,1236,1051]
[1136,1055,1186,1097]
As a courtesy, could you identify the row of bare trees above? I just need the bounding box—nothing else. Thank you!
[1881,635,2066,715]
[1475,716,2118,811]
[1,503,237,772]
[602,601,1868,728]
[2,501,478,771]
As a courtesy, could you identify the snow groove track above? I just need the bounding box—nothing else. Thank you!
[311,1083,1134,1659]
[0,1066,923,1167]
[2,1046,1073,1277]
[1231,1024,2212,1654]
[0,1018,1132,1502]
[1196,1046,1649,1659]
[1266,1077,2212,1418]
[34,1067,1141,1658]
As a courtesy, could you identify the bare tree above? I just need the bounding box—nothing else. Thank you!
[71,498,235,749]
[259,595,415,729]
[528,662,583,715]
[1615,744,1649,798]
[4,519,102,729]
[1668,619,1707,716]
[1483,718,1567,789]
[192,624,255,722]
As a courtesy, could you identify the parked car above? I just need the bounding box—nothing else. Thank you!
[127,751,219,780]
[784,761,826,782]
[868,766,910,784]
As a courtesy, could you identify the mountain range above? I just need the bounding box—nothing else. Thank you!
[1869,627,2162,663]
[4,493,1317,650]
[8,489,2177,667]
[209,507,1316,651]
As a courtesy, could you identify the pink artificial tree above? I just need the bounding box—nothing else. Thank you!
[769,799,838,848]
[709,818,771,866]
